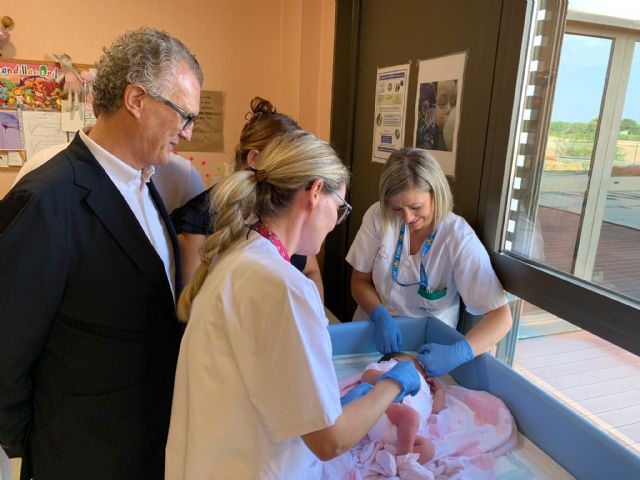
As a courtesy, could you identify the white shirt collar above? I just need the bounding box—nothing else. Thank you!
[78,129,155,189]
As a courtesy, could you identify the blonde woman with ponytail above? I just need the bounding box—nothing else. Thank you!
[171,97,325,297]
[347,148,512,377]
[166,131,421,479]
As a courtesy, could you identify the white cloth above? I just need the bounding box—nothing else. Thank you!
[153,154,205,212]
[166,232,342,480]
[77,130,175,297]
[13,140,205,213]
[346,202,507,328]
[365,360,432,446]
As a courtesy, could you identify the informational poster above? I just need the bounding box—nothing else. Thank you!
[177,90,224,153]
[413,52,466,176]
[371,64,410,164]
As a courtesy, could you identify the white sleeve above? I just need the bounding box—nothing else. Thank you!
[157,155,205,211]
[451,229,507,315]
[229,270,341,442]
[346,202,383,273]
[184,163,205,202]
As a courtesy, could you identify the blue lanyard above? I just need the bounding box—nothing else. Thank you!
[391,223,436,288]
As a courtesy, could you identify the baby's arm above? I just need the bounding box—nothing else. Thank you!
[361,368,385,385]
[426,377,445,414]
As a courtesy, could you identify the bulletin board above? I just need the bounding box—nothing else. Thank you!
[175,90,227,188]
[0,58,95,170]
[0,59,227,187]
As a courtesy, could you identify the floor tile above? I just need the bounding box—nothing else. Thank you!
[557,374,640,401]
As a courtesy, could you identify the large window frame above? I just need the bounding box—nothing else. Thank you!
[564,20,639,281]
[479,1,640,357]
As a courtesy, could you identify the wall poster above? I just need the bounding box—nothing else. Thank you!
[176,90,224,153]
[371,64,410,164]
[413,52,466,176]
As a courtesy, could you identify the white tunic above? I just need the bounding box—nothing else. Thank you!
[166,232,342,480]
[346,202,507,328]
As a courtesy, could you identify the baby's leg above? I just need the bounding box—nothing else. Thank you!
[413,435,435,464]
[386,404,435,464]
[385,403,420,456]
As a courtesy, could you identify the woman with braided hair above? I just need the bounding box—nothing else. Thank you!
[171,97,324,297]
[165,130,421,479]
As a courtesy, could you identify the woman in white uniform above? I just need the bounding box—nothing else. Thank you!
[165,131,421,479]
[347,148,512,376]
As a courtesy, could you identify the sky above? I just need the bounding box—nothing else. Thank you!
[549,1,640,123]
[569,0,640,20]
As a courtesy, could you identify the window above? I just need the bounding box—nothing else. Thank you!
[486,0,640,454]
[486,0,639,354]
[504,23,640,303]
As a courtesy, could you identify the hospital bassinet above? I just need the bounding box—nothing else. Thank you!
[329,317,640,479]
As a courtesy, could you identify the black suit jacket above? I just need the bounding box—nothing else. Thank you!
[0,135,183,480]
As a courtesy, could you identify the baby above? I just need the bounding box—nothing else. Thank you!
[360,352,444,463]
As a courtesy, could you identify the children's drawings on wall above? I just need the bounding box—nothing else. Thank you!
[0,58,93,168]
[21,111,68,159]
[0,110,22,149]
[0,61,63,110]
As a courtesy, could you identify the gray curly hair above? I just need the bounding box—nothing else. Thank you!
[92,27,203,115]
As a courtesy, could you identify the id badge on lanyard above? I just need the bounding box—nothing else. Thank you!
[391,223,447,300]
[418,285,447,300]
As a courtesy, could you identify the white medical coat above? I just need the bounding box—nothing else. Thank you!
[346,202,507,328]
[166,233,341,479]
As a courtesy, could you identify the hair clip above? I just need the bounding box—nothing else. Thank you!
[251,167,268,182]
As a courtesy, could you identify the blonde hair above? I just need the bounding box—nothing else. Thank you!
[177,130,350,322]
[379,148,452,230]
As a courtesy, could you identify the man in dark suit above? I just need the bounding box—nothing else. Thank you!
[0,27,202,480]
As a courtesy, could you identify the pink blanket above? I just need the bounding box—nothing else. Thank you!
[323,376,518,479]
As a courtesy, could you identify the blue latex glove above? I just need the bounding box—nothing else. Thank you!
[416,339,474,377]
[376,360,421,403]
[340,382,373,406]
[370,305,403,354]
